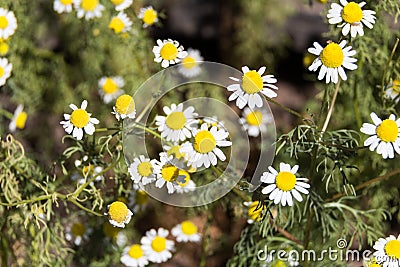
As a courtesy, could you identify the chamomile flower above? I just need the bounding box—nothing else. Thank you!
[105,201,133,228]
[239,107,272,137]
[174,169,196,194]
[243,201,265,224]
[103,222,128,247]
[178,48,204,78]
[129,155,157,185]
[180,123,232,168]
[109,12,132,34]
[65,222,92,246]
[155,103,198,142]
[0,57,12,86]
[153,39,188,68]
[9,104,27,132]
[308,40,357,84]
[171,220,201,243]
[98,76,124,104]
[141,228,175,263]
[373,234,400,266]
[112,94,136,120]
[227,66,278,109]
[0,8,17,40]
[360,112,400,159]
[201,116,225,129]
[163,143,186,160]
[154,153,179,194]
[138,6,158,28]
[53,0,74,14]
[110,0,132,11]
[74,0,104,20]
[385,80,400,103]
[261,163,310,207]
[327,0,376,38]
[121,244,149,267]
[130,184,150,213]
[60,100,99,140]
[0,40,9,56]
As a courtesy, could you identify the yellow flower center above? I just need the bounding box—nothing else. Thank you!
[392,80,400,93]
[16,112,27,129]
[109,17,125,33]
[0,16,8,29]
[182,56,197,69]
[317,0,328,3]
[177,170,190,187]
[275,171,297,191]
[194,130,216,154]
[71,222,86,237]
[137,161,153,177]
[108,201,129,223]
[385,239,400,259]
[61,0,73,4]
[111,0,124,5]
[102,78,119,94]
[115,94,135,115]
[143,9,157,25]
[376,119,399,143]
[128,244,144,259]
[167,145,184,159]
[151,236,167,252]
[369,264,381,267]
[135,190,149,205]
[320,43,344,68]
[247,201,263,222]
[82,164,94,176]
[242,70,263,94]
[181,221,197,235]
[0,66,3,77]
[246,111,263,126]
[160,43,178,61]
[161,164,179,182]
[303,53,317,68]
[165,111,186,130]
[81,0,98,11]
[342,2,363,24]
[0,41,9,56]
[103,222,120,238]
[70,109,90,128]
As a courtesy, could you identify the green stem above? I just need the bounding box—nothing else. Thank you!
[134,123,163,140]
[320,78,341,135]
[0,108,13,120]
[95,127,120,133]
[264,96,304,120]
[67,198,103,217]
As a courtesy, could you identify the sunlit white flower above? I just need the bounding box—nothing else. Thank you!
[243,201,265,224]
[138,6,158,28]
[65,222,92,246]
[308,40,357,84]
[74,0,104,20]
[154,153,179,194]
[239,107,272,137]
[155,103,198,142]
[9,104,27,132]
[180,123,232,168]
[153,39,188,68]
[171,220,201,243]
[141,228,175,263]
[327,0,376,38]
[0,57,12,87]
[53,0,74,14]
[105,201,133,228]
[174,169,196,194]
[178,48,203,78]
[121,244,149,267]
[98,76,124,104]
[60,100,99,140]
[227,66,278,109]
[385,80,400,103]
[109,12,132,34]
[360,112,400,159]
[0,8,17,39]
[261,163,310,207]
[373,234,400,267]
[110,0,133,11]
[129,155,157,185]
[112,94,136,121]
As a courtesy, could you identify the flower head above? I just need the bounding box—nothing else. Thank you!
[74,0,104,20]
[171,220,201,243]
[109,12,132,34]
[154,153,180,194]
[129,155,157,185]
[243,201,265,224]
[261,163,310,206]
[121,244,149,267]
[327,0,376,38]
[9,104,27,132]
[180,123,232,168]
[138,6,158,28]
[385,80,400,103]
[73,156,104,184]
[112,94,136,120]
[53,0,74,14]
[360,112,400,159]
[98,76,124,104]
[178,48,204,78]
[153,39,188,68]
[174,169,196,194]
[60,100,99,140]
[239,107,272,137]
[373,234,400,267]
[110,0,132,11]
[105,201,133,228]
[0,57,12,86]
[65,222,91,246]
[0,8,17,39]
[141,228,175,263]
[308,40,357,84]
[227,66,278,109]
